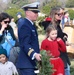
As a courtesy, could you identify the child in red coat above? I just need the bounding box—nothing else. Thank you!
[41,25,66,75]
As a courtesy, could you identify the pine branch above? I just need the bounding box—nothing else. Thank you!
[36,50,54,75]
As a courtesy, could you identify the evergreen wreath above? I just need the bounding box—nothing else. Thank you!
[36,50,55,75]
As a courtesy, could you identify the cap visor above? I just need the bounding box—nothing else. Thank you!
[32,10,40,13]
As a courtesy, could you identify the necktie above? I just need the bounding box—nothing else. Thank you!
[33,23,38,36]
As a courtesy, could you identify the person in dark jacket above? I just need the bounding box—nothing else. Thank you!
[16,12,24,28]
[0,12,17,57]
[16,2,41,75]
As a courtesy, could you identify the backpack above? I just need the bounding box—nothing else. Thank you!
[5,36,20,65]
[9,46,20,64]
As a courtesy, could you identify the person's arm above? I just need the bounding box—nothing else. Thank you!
[0,24,6,42]
[11,62,18,75]
[41,40,46,50]
[41,21,50,30]
[0,34,3,43]
[63,32,70,46]
[57,38,66,52]
[0,26,5,35]
[19,25,41,61]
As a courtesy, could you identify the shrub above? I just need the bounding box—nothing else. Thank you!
[36,50,54,75]
[68,9,74,20]
[5,8,25,21]
[42,4,51,16]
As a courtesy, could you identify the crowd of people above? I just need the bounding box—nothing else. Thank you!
[0,1,72,75]
[0,12,18,75]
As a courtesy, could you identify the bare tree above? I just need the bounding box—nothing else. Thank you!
[0,0,12,12]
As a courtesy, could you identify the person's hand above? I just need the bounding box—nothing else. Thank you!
[63,35,68,41]
[0,24,7,33]
[65,41,70,46]
[69,43,74,48]
[1,24,7,30]
[57,38,61,41]
[35,53,41,61]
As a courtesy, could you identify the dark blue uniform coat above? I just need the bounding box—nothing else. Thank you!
[16,18,40,69]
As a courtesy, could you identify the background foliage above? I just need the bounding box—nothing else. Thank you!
[68,9,74,20]
[5,8,25,21]
[12,0,29,7]
[49,0,62,8]
[42,4,51,16]
[66,0,74,7]
[4,0,74,21]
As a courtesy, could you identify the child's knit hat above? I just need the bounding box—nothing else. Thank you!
[0,48,7,57]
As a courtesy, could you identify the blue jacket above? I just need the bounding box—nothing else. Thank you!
[16,18,40,69]
[0,25,16,57]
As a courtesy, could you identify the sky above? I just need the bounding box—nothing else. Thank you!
[2,0,7,4]
[3,0,7,2]
[2,0,11,4]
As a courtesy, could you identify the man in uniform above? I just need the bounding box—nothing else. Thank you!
[16,2,41,75]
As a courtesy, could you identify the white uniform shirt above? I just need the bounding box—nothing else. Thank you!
[0,61,18,75]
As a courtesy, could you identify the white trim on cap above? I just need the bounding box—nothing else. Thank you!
[21,2,40,9]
